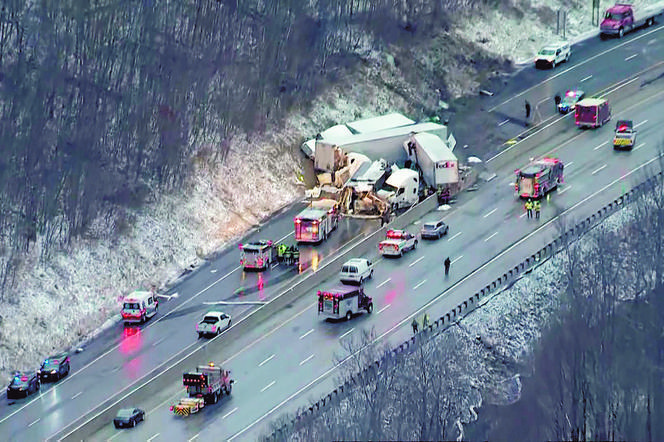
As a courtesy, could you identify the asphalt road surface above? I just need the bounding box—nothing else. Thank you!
[1,24,664,442]
[86,81,664,442]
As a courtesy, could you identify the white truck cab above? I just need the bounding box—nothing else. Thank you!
[376,168,419,210]
[121,290,159,324]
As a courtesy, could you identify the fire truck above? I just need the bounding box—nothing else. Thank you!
[294,199,339,243]
[514,157,564,199]
[239,240,276,271]
[170,362,233,416]
[317,284,373,321]
[378,229,418,257]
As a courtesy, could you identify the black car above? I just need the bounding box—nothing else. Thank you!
[39,352,71,382]
[6,371,40,399]
[113,407,145,428]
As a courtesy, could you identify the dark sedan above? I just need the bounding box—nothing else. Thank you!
[39,352,71,382]
[558,88,585,114]
[113,408,145,428]
[6,371,40,399]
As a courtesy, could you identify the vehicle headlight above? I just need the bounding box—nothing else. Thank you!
[51,370,57,374]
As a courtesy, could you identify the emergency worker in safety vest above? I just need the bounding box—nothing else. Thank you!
[292,246,300,266]
[283,246,292,265]
[525,200,533,219]
[534,199,541,220]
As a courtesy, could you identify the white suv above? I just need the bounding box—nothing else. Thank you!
[340,258,374,285]
[535,41,570,69]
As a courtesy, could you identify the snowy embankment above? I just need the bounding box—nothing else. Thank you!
[0,0,661,383]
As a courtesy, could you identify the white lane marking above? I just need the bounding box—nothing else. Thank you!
[581,75,593,82]
[339,328,354,340]
[2,263,245,427]
[377,278,391,288]
[484,232,499,242]
[259,354,275,367]
[594,142,606,151]
[299,329,314,340]
[447,232,461,241]
[413,280,426,290]
[260,381,275,392]
[152,337,165,347]
[147,434,160,442]
[566,161,574,168]
[223,407,238,419]
[592,164,607,175]
[519,212,527,218]
[487,29,659,114]
[625,54,638,61]
[635,119,648,128]
[483,208,497,218]
[559,185,572,195]
[71,392,82,400]
[451,255,463,264]
[111,367,120,373]
[28,418,40,427]
[227,153,664,442]
[299,355,314,366]
[498,119,510,126]
[188,435,199,442]
[210,269,218,273]
[377,304,391,314]
[409,257,424,267]
[634,142,647,151]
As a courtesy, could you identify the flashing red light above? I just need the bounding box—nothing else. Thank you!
[317,290,322,295]
[20,376,28,382]
[52,360,59,364]
[618,125,628,132]
[312,220,318,224]
[238,244,243,250]
[386,229,403,239]
[566,90,575,97]
[170,406,174,411]
[295,219,301,224]
[267,240,273,246]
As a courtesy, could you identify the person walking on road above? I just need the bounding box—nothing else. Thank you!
[525,100,531,126]
[422,313,430,329]
[534,199,541,220]
[412,318,419,334]
[554,93,561,111]
[444,257,451,276]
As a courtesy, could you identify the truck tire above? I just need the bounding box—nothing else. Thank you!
[551,60,556,69]
[198,332,203,339]
[226,383,232,395]
[359,276,364,285]
[346,311,353,321]
[370,269,374,279]
[367,303,373,314]
[618,27,624,38]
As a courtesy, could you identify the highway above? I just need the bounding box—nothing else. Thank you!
[0,203,377,441]
[1,22,664,442]
[85,79,664,441]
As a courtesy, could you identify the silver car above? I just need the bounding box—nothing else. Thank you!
[420,219,449,240]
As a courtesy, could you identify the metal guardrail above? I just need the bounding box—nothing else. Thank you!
[263,170,663,441]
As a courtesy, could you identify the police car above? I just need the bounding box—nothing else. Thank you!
[6,371,40,398]
[39,352,71,382]
[558,88,585,114]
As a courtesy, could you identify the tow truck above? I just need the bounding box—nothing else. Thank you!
[613,120,636,150]
[378,229,418,257]
[515,157,564,199]
[239,240,276,271]
[170,362,233,416]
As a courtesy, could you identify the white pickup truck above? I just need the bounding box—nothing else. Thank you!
[196,311,232,338]
[378,229,418,257]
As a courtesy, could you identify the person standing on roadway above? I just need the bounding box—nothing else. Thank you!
[422,313,430,329]
[412,318,419,334]
[525,199,533,218]
[444,257,451,276]
[534,199,541,220]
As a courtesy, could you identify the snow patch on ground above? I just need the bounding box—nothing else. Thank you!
[1,0,661,383]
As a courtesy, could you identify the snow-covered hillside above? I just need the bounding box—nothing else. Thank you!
[0,0,659,382]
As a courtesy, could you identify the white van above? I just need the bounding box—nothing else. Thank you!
[376,168,419,210]
[121,290,159,324]
[340,258,374,285]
